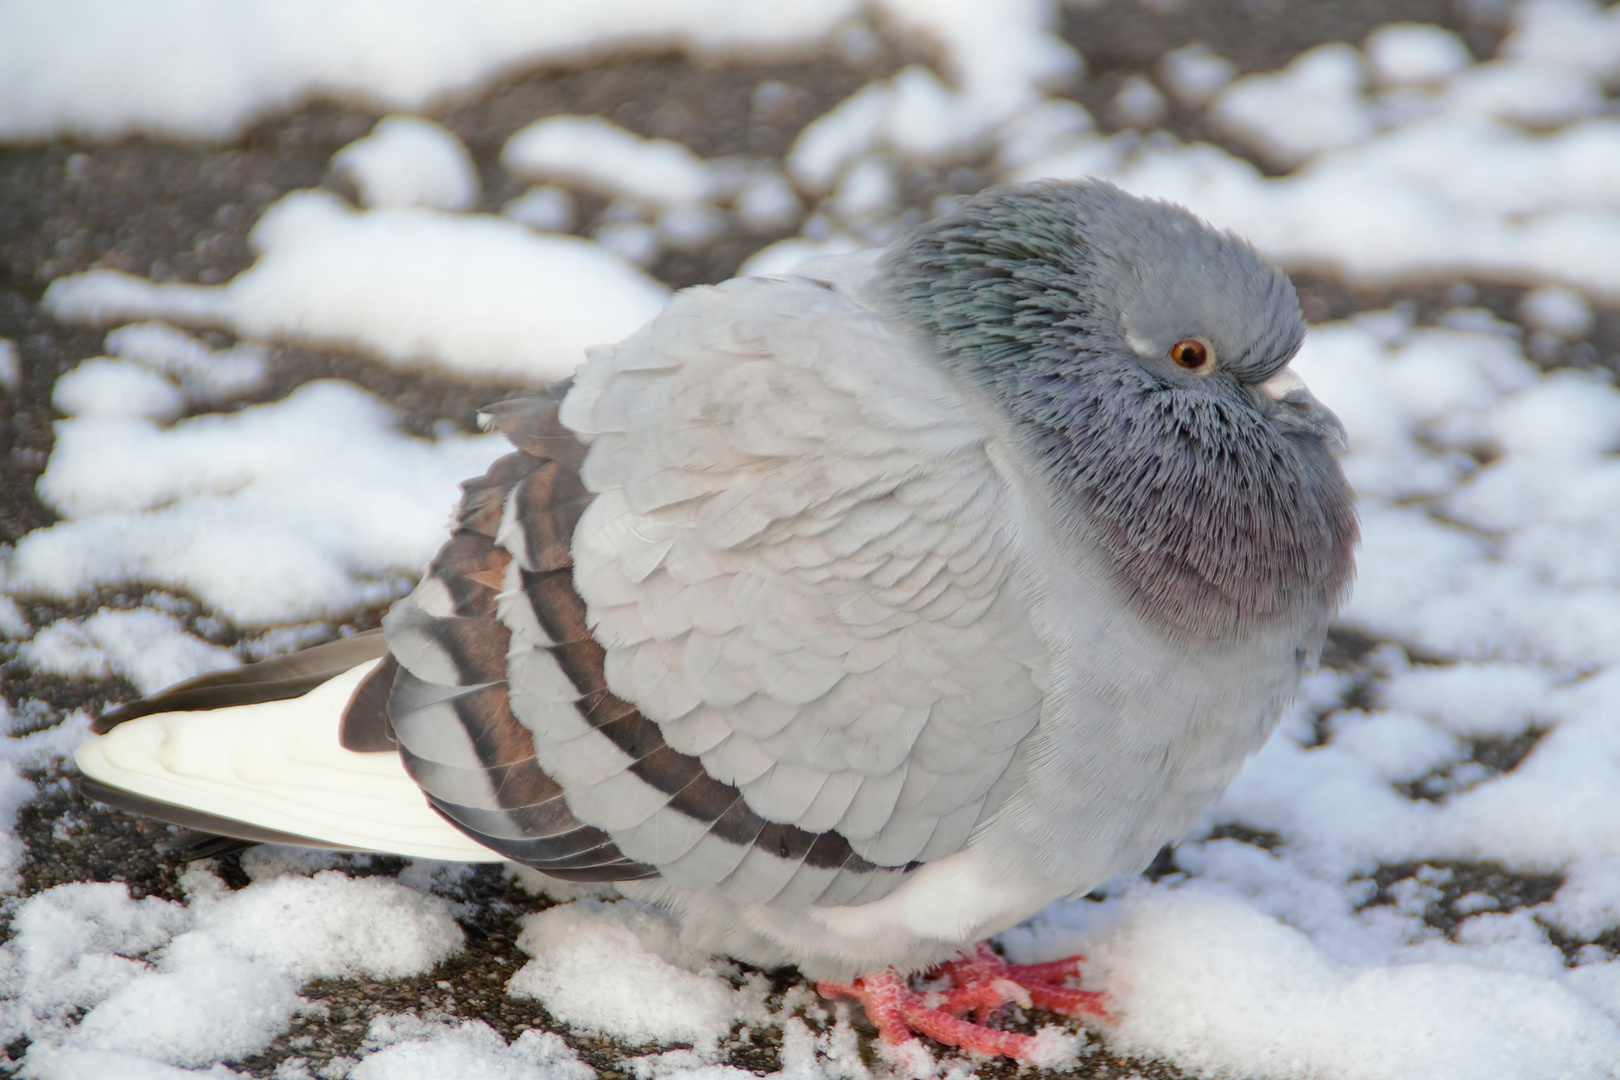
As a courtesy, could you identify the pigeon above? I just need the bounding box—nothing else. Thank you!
[76,179,1356,1063]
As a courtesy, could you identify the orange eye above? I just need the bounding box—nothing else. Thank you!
[1169,339,1210,370]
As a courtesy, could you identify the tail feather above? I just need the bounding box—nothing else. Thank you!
[94,630,389,734]
[74,383,653,872]
[165,833,262,861]
[74,660,504,863]
[78,775,343,851]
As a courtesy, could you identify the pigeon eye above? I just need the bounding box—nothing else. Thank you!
[1172,338,1211,372]
[1169,339,1211,371]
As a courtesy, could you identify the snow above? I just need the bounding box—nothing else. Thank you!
[1156,42,1237,106]
[51,359,187,423]
[786,1,1076,196]
[21,609,239,697]
[0,0,1074,150]
[42,192,669,382]
[508,900,765,1052]
[0,768,36,894]
[504,187,578,234]
[993,99,1095,171]
[1209,43,1377,167]
[332,116,481,212]
[831,159,900,226]
[104,323,268,405]
[349,1018,595,1080]
[1378,662,1557,739]
[1107,75,1167,129]
[175,869,464,981]
[5,1,1620,1078]
[1364,24,1472,86]
[1444,59,1603,127]
[0,0,868,142]
[1502,0,1620,84]
[503,117,714,210]
[1520,284,1595,338]
[732,170,804,235]
[593,216,663,267]
[0,338,20,392]
[4,882,190,1028]
[1544,859,1620,940]
[785,82,895,195]
[13,380,506,625]
[68,952,301,1067]
[1016,105,1620,300]
[877,0,1079,123]
[1064,888,1620,1080]
[1,870,463,1073]
[0,599,30,640]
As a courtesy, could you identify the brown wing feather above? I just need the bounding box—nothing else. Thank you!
[378,389,659,880]
[337,655,399,752]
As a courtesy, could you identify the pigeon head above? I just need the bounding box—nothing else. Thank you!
[880,179,1357,642]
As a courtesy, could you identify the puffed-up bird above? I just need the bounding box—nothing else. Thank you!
[76,179,1356,1063]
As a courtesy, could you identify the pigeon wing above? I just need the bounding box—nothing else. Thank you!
[531,274,1047,908]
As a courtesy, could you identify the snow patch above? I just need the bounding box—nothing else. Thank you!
[44,191,668,381]
[1081,887,1620,1080]
[503,117,713,210]
[10,380,505,625]
[4,870,462,1072]
[21,609,238,696]
[1209,43,1376,168]
[0,338,21,392]
[332,116,480,212]
[0,0,867,142]
[1157,42,1237,106]
[351,1017,596,1080]
[508,900,759,1052]
[1364,24,1472,86]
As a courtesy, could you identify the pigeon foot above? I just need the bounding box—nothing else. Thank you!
[816,943,1106,1063]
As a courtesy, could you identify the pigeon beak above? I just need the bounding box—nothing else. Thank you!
[1259,368,1349,453]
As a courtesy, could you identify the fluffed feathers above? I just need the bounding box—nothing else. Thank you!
[76,180,1355,985]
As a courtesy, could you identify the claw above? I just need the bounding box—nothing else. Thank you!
[816,942,1107,1062]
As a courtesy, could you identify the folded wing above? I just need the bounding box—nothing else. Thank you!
[531,273,1047,906]
[78,273,1049,909]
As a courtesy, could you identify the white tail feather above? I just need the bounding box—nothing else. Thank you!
[74,661,504,862]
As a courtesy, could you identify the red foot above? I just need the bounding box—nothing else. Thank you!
[817,943,1107,1063]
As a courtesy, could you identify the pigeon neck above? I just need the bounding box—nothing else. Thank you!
[1007,370,1358,643]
